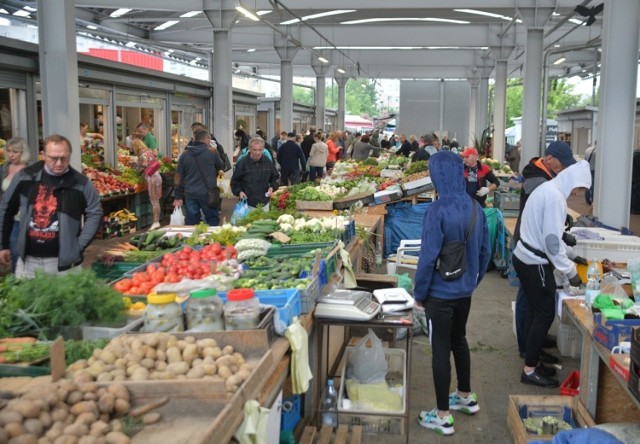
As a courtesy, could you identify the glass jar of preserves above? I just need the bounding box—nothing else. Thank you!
[144,293,184,332]
[186,288,225,332]
[224,289,260,330]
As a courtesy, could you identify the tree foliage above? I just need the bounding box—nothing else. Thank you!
[504,78,584,127]
[293,79,380,117]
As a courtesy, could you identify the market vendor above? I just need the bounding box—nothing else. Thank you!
[79,121,104,150]
[461,147,500,207]
[0,134,103,277]
[231,137,279,208]
[513,160,591,388]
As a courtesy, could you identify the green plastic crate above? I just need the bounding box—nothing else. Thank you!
[266,241,336,257]
[91,261,144,281]
[0,363,50,378]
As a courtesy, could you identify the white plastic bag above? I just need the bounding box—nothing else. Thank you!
[170,206,185,225]
[346,329,388,383]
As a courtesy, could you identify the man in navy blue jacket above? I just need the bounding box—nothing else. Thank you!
[414,150,491,437]
[276,132,306,185]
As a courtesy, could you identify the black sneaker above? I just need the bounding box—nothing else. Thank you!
[541,350,560,364]
[521,370,559,388]
[536,364,557,377]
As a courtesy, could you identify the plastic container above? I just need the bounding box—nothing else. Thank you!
[560,370,580,396]
[322,379,338,428]
[143,293,184,332]
[220,289,301,328]
[224,289,261,330]
[186,288,225,332]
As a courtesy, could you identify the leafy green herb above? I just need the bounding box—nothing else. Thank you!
[64,338,110,365]
[5,270,126,338]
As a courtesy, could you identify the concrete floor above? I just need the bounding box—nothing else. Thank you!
[80,190,640,443]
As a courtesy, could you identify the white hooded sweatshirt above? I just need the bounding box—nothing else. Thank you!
[514,160,591,279]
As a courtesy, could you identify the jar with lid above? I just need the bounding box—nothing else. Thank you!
[144,293,184,332]
[224,289,260,330]
[186,288,225,332]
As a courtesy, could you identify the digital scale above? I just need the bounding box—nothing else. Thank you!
[314,289,381,320]
[372,288,415,313]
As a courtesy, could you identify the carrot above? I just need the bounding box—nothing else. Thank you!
[0,345,7,353]
[0,337,37,344]
[0,356,7,363]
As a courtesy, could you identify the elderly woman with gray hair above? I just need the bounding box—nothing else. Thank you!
[0,137,31,271]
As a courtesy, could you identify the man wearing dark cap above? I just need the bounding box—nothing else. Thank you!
[276,132,306,185]
[461,147,500,207]
[512,140,577,366]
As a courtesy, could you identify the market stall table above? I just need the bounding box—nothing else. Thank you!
[314,312,413,443]
[563,298,640,423]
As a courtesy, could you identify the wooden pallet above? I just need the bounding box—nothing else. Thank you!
[300,425,362,444]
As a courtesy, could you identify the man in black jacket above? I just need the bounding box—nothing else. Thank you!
[300,127,316,181]
[277,132,306,185]
[174,129,224,226]
[396,134,413,157]
[231,137,280,208]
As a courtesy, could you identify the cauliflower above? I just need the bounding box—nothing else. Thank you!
[277,214,295,225]
[279,223,293,232]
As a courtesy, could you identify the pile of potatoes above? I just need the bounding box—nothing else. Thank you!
[65,333,254,393]
[0,380,137,443]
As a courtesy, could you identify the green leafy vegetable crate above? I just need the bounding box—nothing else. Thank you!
[91,261,144,282]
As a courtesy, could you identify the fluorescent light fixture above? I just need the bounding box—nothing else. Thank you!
[568,18,585,25]
[454,8,521,23]
[155,20,179,30]
[236,6,260,22]
[337,67,346,74]
[180,11,201,18]
[342,17,469,25]
[13,10,30,17]
[256,10,271,16]
[553,55,566,65]
[0,9,8,14]
[314,45,487,50]
[318,56,329,63]
[23,6,37,12]
[281,9,355,25]
[27,24,37,29]
[86,24,97,30]
[110,8,131,18]
[247,48,256,52]
[125,41,137,48]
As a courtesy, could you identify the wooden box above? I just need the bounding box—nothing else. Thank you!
[295,200,334,211]
[507,395,595,444]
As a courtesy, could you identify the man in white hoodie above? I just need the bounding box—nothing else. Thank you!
[513,159,591,388]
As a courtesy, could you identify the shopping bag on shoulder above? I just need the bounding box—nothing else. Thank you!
[170,206,185,225]
[230,199,250,225]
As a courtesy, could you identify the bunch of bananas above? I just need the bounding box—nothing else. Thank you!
[109,209,138,223]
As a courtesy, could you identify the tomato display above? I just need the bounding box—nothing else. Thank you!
[112,244,237,296]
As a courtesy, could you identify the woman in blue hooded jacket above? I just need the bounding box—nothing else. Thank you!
[414,150,491,436]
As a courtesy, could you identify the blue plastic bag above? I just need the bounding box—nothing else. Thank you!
[231,199,250,225]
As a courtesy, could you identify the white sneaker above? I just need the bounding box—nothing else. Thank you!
[149,222,161,230]
[418,408,455,436]
[449,391,480,414]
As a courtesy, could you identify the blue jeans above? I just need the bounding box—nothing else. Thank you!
[309,166,324,182]
[185,196,220,226]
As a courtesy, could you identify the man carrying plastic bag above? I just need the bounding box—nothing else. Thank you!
[230,136,279,214]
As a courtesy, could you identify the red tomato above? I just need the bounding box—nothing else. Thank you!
[114,278,132,293]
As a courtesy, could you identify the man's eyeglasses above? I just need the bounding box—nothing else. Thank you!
[45,155,70,163]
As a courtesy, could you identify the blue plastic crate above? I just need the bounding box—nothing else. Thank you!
[281,395,301,432]
[219,288,301,328]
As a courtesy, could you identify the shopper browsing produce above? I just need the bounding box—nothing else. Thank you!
[513,160,591,388]
[413,150,491,436]
[0,137,31,272]
[135,139,163,230]
[174,129,225,226]
[231,137,279,208]
[0,134,103,277]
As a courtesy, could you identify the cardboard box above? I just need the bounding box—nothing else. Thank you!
[631,326,640,366]
[592,312,640,350]
[374,185,403,204]
[295,200,334,211]
[629,359,640,404]
[507,395,595,444]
